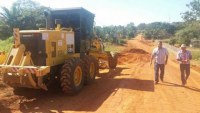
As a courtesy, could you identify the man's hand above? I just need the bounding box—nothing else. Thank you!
[181,59,188,64]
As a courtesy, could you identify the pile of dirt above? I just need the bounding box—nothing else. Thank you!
[128,48,149,54]
[0,77,7,90]
[118,48,151,65]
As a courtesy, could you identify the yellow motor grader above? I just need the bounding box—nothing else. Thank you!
[0,7,118,94]
[0,51,6,64]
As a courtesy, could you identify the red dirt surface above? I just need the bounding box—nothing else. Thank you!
[0,35,200,113]
[118,48,150,65]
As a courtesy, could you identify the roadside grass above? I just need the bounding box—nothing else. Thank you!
[103,38,128,53]
[104,42,125,53]
[188,48,200,66]
[118,38,128,46]
[0,37,13,52]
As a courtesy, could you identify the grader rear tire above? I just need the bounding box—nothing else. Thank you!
[108,52,118,69]
[60,58,84,94]
[82,56,98,84]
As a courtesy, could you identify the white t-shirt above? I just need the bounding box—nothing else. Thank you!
[152,47,169,64]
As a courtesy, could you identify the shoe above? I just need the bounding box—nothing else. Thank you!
[160,78,163,82]
[182,82,185,86]
[155,81,159,84]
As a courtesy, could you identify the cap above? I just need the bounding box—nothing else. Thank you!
[181,44,186,48]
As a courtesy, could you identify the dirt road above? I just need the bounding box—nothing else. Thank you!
[1,36,200,113]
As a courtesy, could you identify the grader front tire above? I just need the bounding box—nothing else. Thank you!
[60,58,84,94]
[82,56,98,84]
[108,53,118,69]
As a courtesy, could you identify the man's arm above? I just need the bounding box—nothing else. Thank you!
[189,51,192,60]
[165,48,169,65]
[176,52,181,61]
[150,49,155,65]
[150,54,154,65]
[165,55,168,65]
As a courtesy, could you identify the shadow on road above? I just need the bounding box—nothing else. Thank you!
[160,81,200,92]
[14,67,154,113]
[184,86,200,92]
[161,81,183,87]
[98,67,130,78]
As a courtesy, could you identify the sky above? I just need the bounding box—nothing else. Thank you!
[0,0,193,26]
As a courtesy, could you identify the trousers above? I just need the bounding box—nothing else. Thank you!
[154,62,165,82]
[180,64,190,84]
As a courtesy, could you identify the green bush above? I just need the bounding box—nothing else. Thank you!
[118,39,127,45]
[0,36,13,52]
[178,37,191,46]
[169,38,177,45]
[106,38,114,43]
[191,50,200,60]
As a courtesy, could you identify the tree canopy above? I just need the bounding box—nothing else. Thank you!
[137,22,175,40]
[182,0,200,21]
[0,0,49,39]
[174,0,200,45]
[94,23,137,43]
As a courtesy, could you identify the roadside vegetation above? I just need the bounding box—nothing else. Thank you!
[0,0,199,62]
[0,37,13,52]
[104,42,125,53]
[189,48,200,60]
[189,48,200,65]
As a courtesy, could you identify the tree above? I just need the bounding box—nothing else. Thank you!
[0,16,10,39]
[138,22,175,40]
[0,0,49,39]
[137,23,147,31]
[126,22,137,38]
[173,0,200,46]
[93,24,137,43]
[171,22,185,31]
[174,21,200,45]
[182,0,200,21]
[94,26,104,38]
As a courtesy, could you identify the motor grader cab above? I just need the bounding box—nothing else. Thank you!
[0,7,118,94]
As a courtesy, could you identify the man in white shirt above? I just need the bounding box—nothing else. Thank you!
[176,44,192,86]
[150,41,169,84]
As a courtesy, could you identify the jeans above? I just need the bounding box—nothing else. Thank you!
[180,64,190,84]
[154,62,165,82]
